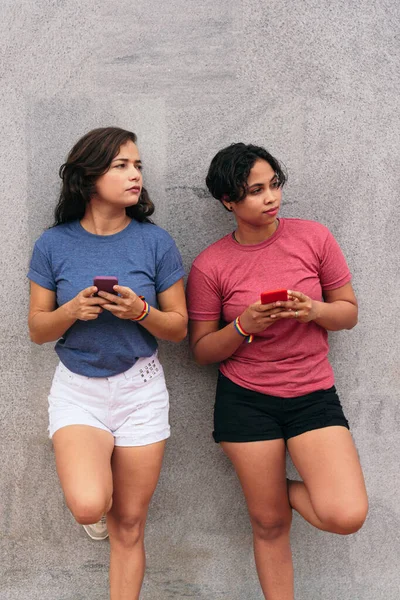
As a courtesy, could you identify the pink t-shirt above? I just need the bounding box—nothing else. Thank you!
[186,218,352,397]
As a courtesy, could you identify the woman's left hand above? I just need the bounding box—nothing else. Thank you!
[271,290,319,324]
[98,285,147,320]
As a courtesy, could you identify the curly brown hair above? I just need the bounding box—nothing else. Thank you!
[54,127,154,225]
[206,143,287,210]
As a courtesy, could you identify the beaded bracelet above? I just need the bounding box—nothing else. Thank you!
[131,296,150,322]
[233,316,254,343]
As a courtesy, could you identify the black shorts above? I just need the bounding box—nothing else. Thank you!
[213,372,349,443]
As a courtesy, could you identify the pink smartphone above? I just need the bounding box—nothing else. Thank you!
[260,289,288,304]
[93,276,118,295]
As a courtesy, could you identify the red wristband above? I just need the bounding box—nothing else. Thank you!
[131,297,150,322]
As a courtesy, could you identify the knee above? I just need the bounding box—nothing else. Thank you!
[319,501,368,535]
[109,513,146,549]
[67,495,110,526]
[250,511,292,542]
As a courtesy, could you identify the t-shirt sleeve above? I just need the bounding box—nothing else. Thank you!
[319,229,352,291]
[155,241,185,293]
[186,263,222,321]
[27,238,56,291]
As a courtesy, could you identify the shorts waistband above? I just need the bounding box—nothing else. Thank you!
[57,352,159,381]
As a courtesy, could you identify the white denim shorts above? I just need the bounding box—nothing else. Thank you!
[48,352,170,446]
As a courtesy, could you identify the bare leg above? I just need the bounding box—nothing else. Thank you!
[221,440,294,600]
[52,425,114,524]
[287,426,368,534]
[108,440,166,600]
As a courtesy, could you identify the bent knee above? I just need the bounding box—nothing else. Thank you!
[319,502,368,535]
[67,495,111,525]
[250,511,292,541]
[109,513,147,548]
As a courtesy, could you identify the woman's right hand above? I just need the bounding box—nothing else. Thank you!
[239,300,283,334]
[64,286,108,321]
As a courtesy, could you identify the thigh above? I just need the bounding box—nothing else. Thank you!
[221,440,290,520]
[214,372,283,443]
[287,426,368,517]
[110,440,166,520]
[52,425,114,509]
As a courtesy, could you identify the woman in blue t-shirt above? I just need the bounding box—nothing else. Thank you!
[28,127,188,600]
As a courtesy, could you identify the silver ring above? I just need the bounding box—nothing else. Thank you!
[295,311,299,318]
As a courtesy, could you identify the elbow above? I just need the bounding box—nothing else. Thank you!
[347,310,358,330]
[28,317,45,345]
[172,315,188,343]
[191,349,212,366]
[170,324,188,343]
[346,318,358,330]
[194,356,211,366]
[28,321,47,345]
[347,305,358,329]
[176,327,188,343]
[29,330,44,345]
[190,338,216,366]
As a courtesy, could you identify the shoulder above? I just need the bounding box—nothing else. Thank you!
[281,219,346,266]
[132,222,184,271]
[134,221,177,248]
[282,218,334,246]
[282,218,330,237]
[33,222,75,251]
[192,234,232,271]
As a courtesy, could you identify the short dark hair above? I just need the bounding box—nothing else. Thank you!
[54,127,154,225]
[205,143,287,209]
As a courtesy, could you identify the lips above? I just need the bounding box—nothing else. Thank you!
[127,186,141,193]
[264,207,278,215]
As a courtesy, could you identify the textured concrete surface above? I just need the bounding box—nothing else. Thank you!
[1,0,399,598]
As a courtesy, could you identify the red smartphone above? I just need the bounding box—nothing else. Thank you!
[93,276,118,295]
[260,289,288,304]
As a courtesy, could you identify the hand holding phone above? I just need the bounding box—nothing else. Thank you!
[260,289,288,304]
[93,276,118,296]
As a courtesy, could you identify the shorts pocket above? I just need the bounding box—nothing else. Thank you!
[53,364,90,390]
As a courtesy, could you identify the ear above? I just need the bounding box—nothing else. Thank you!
[222,195,233,212]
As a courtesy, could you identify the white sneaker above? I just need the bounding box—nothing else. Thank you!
[82,515,109,540]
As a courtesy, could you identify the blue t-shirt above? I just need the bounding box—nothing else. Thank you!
[28,219,185,377]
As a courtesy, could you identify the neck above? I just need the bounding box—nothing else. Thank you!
[80,203,131,236]
[233,219,279,245]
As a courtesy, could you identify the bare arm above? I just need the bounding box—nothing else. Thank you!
[28,282,106,345]
[272,282,358,331]
[189,301,283,365]
[313,283,358,330]
[99,279,188,343]
[190,320,244,365]
[140,279,188,342]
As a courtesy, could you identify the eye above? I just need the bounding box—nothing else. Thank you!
[136,164,143,172]
[114,163,126,169]
[271,180,280,189]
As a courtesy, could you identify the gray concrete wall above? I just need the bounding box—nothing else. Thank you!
[1,1,399,598]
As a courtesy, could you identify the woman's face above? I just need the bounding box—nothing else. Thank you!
[93,140,143,208]
[223,159,282,227]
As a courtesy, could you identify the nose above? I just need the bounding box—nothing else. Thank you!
[264,188,276,204]
[128,165,141,180]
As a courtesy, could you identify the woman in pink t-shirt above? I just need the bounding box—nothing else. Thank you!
[186,143,368,600]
